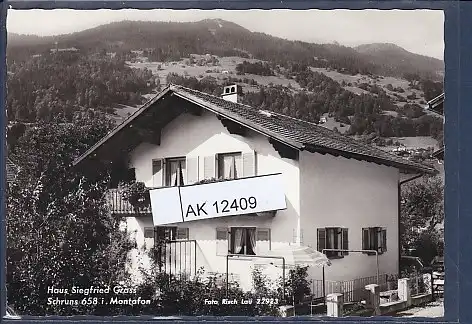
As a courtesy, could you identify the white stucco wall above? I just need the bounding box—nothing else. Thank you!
[126,110,300,289]
[122,108,401,291]
[299,151,400,283]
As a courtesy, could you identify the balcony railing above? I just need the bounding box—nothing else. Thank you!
[105,188,152,216]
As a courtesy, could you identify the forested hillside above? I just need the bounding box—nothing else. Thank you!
[6,19,444,152]
[7,51,157,122]
[8,19,443,80]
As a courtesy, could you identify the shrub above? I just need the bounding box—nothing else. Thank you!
[120,181,150,210]
[285,266,312,304]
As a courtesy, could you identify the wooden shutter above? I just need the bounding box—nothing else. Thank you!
[256,228,271,254]
[203,155,216,179]
[152,159,163,187]
[342,228,349,255]
[144,227,154,238]
[186,157,199,185]
[362,228,369,252]
[317,228,326,252]
[242,151,256,177]
[216,228,229,256]
[176,228,189,240]
[381,229,387,252]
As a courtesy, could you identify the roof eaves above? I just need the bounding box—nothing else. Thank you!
[171,88,304,151]
[305,143,438,175]
[72,86,173,166]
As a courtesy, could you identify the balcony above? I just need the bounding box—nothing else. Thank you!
[105,188,152,216]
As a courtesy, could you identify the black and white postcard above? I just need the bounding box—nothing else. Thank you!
[5,8,445,318]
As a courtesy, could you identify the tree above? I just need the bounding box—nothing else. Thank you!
[6,115,136,315]
[400,175,444,254]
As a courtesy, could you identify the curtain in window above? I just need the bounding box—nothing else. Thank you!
[247,229,256,255]
[169,160,186,186]
[233,228,244,254]
[170,161,179,186]
[327,229,335,248]
[222,155,241,179]
[177,161,185,186]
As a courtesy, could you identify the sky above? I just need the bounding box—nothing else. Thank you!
[7,9,444,60]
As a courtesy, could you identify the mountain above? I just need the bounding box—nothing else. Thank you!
[355,43,444,80]
[7,33,49,47]
[7,19,443,80]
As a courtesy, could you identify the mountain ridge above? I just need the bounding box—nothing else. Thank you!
[7,19,443,80]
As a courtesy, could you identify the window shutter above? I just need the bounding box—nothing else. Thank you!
[186,157,199,185]
[317,228,326,252]
[176,228,189,240]
[203,155,216,179]
[362,228,369,252]
[381,229,387,252]
[373,227,380,251]
[242,151,256,177]
[144,227,154,238]
[152,159,163,187]
[256,228,270,254]
[216,228,228,256]
[342,228,349,255]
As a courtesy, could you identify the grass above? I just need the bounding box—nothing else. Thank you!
[128,55,302,91]
[309,67,426,107]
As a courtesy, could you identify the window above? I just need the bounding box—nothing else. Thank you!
[218,153,242,180]
[165,157,186,187]
[176,228,190,240]
[154,226,177,241]
[153,226,189,241]
[144,227,154,239]
[362,227,387,254]
[230,227,256,255]
[317,227,349,258]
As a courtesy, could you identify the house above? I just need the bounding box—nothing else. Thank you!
[426,93,445,161]
[73,84,437,291]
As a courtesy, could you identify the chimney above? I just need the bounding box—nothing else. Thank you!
[221,84,241,103]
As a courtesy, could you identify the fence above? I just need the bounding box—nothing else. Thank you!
[106,188,152,215]
[153,239,198,280]
[312,274,400,303]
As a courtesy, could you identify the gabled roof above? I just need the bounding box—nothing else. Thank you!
[426,93,444,116]
[73,84,437,175]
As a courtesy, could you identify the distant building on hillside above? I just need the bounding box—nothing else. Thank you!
[50,47,79,53]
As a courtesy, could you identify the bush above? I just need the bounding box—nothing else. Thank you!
[120,181,150,210]
[133,264,284,316]
[285,266,312,304]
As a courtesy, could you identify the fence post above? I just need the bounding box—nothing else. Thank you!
[398,278,412,307]
[365,284,380,315]
[326,293,344,317]
[415,269,419,295]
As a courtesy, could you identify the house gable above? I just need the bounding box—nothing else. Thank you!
[73,85,437,176]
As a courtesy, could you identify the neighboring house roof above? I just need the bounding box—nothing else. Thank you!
[426,93,444,116]
[73,84,437,175]
[6,158,18,183]
[432,147,444,160]
[426,93,445,160]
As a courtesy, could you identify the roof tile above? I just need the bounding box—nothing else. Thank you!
[173,85,437,174]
